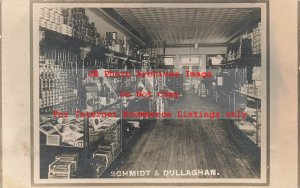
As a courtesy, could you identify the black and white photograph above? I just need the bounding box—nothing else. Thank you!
[32,2,268,185]
[3,0,300,187]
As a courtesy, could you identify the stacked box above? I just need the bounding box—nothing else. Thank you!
[39,8,70,36]
[251,22,261,55]
[93,149,113,166]
[55,153,79,170]
[48,160,76,179]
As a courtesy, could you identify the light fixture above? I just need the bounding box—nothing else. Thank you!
[194,42,199,52]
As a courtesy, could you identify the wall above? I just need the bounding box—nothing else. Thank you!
[85,9,131,42]
[164,46,227,73]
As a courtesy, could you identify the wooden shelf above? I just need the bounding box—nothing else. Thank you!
[40,27,88,49]
[221,54,261,67]
[233,90,261,100]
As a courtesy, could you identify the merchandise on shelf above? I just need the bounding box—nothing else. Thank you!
[234,121,256,135]
[226,22,261,61]
[39,8,72,36]
[39,8,100,45]
[39,45,80,113]
[250,22,261,55]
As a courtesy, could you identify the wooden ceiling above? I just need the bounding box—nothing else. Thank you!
[102,8,261,46]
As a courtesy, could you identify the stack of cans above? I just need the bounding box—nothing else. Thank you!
[39,8,72,37]
[251,22,261,55]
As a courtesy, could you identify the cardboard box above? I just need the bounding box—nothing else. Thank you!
[46,133,61,146]
[48,160,76,178]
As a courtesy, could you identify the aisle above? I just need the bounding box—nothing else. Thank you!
[103,93,260,178]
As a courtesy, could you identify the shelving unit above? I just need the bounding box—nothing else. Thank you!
[38,7,161,179]
[220,22,262,146]
[220,54,261,67]
[229,90,261,146]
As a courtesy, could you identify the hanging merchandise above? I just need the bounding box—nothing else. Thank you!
[241,34,253,58]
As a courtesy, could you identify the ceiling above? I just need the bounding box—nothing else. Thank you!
[101,8,261,47]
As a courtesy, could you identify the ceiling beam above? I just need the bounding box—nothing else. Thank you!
[146,43,227,48]
[226,11,261,43]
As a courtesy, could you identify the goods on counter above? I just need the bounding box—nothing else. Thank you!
[244,107,257,120]
[88,155,107,178]
[55,153,79,170]
[234,121,256,135]
[40,122,57,135]
[40,118,85,147]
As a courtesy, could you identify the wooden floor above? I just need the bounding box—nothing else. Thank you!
[103,92,260,178]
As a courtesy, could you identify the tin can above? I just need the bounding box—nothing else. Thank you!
[45,21,50,30]
[56,25,62,34]
[61,24,68,35]
[40,19,46,28]
[57,8,63,14]
[49,10,55,23]
[44,8,50,21]
[60,16,64,25]
[55,13,60,24]
[67,26,73,37]
[39,8,45,18]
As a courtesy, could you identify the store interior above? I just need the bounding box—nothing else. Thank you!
[38,7,262,179]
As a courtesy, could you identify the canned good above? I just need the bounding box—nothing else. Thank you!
[52,23,57,32]
[39,99,43,108]
[45,21,51,30]
[44,8,50,21]
[45,59,50,64]
[40,19,46,27]
[57,25,62,34]
[67,26,73,37]
[39,12,44,19]
[61,24,68,35]
[49,10,55,22]
[46,98,50,106]
[51,59,56,64]
[52,20,56,28]
[60,16,64,25]
[57,8,63,14]
[39,8,45,16]
[55,13,60,24]
[41,91,46,98]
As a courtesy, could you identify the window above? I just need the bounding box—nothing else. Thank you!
[206,54,225,68]
[210,55,223,65]
[181,56,200,65]
[164,57,174,65]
